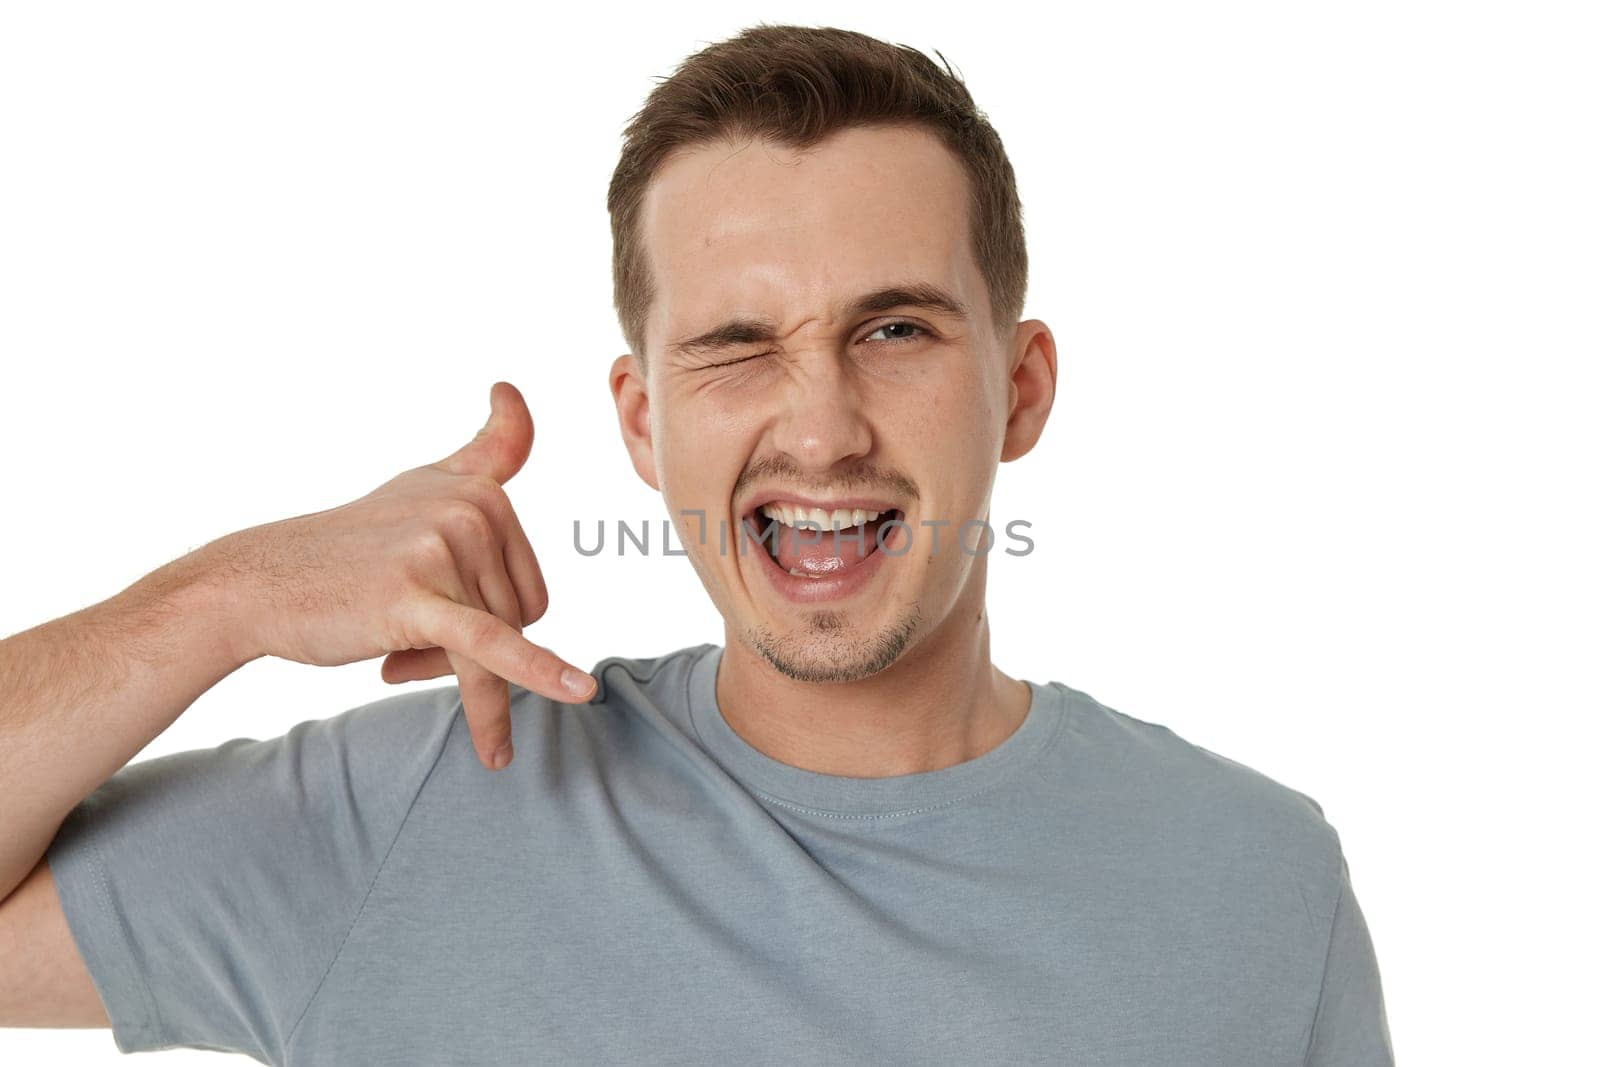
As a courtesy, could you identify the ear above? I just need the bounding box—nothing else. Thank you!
[610,353,660,490]
[1000,320,1058,463]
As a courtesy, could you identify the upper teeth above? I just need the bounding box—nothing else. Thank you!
[759,504,883,529]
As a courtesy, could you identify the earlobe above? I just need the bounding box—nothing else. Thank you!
[1000,321,1058,463]
[610,353,660,490]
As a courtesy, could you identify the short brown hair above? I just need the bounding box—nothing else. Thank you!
[607,23,1028,364]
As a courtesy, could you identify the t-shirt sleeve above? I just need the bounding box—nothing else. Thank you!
[1305,847,1395,1066]
[43,682,463,1064]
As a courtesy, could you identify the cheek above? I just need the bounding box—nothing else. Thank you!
[880,364,999,458]
[881,373,1003,533]
[654,395,760,503]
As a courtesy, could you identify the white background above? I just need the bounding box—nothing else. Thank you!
[2,2,1595,1062]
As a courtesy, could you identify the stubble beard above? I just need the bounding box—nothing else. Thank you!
[743,601,925,684]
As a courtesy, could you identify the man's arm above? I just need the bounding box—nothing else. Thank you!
[0,547,249,906]
[0,548,247,1029]
[0,856,109,1027]
[0,381,593,1038]
[0,380,587,906]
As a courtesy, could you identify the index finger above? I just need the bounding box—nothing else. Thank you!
[405,594,596,704]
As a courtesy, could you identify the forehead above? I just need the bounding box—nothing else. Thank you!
[638,125,983,342]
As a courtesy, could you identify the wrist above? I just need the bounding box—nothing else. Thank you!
[124,536,263,674]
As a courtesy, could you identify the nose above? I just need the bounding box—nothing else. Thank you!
[769,352,873,474]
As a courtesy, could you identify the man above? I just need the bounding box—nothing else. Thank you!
[0,23,1392,1065]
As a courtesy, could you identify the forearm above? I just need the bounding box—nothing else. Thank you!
[0,543,257,901]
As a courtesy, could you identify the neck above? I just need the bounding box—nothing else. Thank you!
[714,570,1032,779]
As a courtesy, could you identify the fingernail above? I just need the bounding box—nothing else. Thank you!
[561,668,595,698]
[492,742,512,770]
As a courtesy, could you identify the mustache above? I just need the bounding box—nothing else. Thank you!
[731,457,921,504]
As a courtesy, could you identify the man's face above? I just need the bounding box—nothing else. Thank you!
[614,124,1027,683]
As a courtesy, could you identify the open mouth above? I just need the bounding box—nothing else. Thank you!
[742,501,905,579]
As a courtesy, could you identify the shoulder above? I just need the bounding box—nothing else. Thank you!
[498,643,716,728]
[433,643,721,772]
[288,681,465,795]
[313,679,466,741]
[497,643,715,709]
[588,643,718,697]
[73,681,465,824]
[1049,682,1342,877]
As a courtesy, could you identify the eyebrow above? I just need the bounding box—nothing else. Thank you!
[667,282,970,361]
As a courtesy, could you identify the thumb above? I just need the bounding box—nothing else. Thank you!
[432,381,534,484]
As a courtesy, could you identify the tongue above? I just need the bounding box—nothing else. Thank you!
[772,518,887,575]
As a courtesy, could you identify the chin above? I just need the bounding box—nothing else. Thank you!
[742,603,924,684]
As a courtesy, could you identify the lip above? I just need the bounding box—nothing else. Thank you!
[741,513,899,604]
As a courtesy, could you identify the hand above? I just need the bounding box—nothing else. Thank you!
[209,380,593,772]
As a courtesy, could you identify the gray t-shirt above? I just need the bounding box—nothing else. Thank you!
[47,643,1392,1065]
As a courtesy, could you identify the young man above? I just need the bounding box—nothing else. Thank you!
[0,24,1392,1065]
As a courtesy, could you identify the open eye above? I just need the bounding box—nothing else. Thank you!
[863,321,928,345]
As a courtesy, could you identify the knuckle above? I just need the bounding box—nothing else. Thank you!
[460,471,503,506]
[407,527,456,576]
[456,474,509,522]
[438,496,494,544]
[459,470,498,495]
[467,478,515,531]
[388,597,429,652]
[465,608,504,649]
[484,485,515,524]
